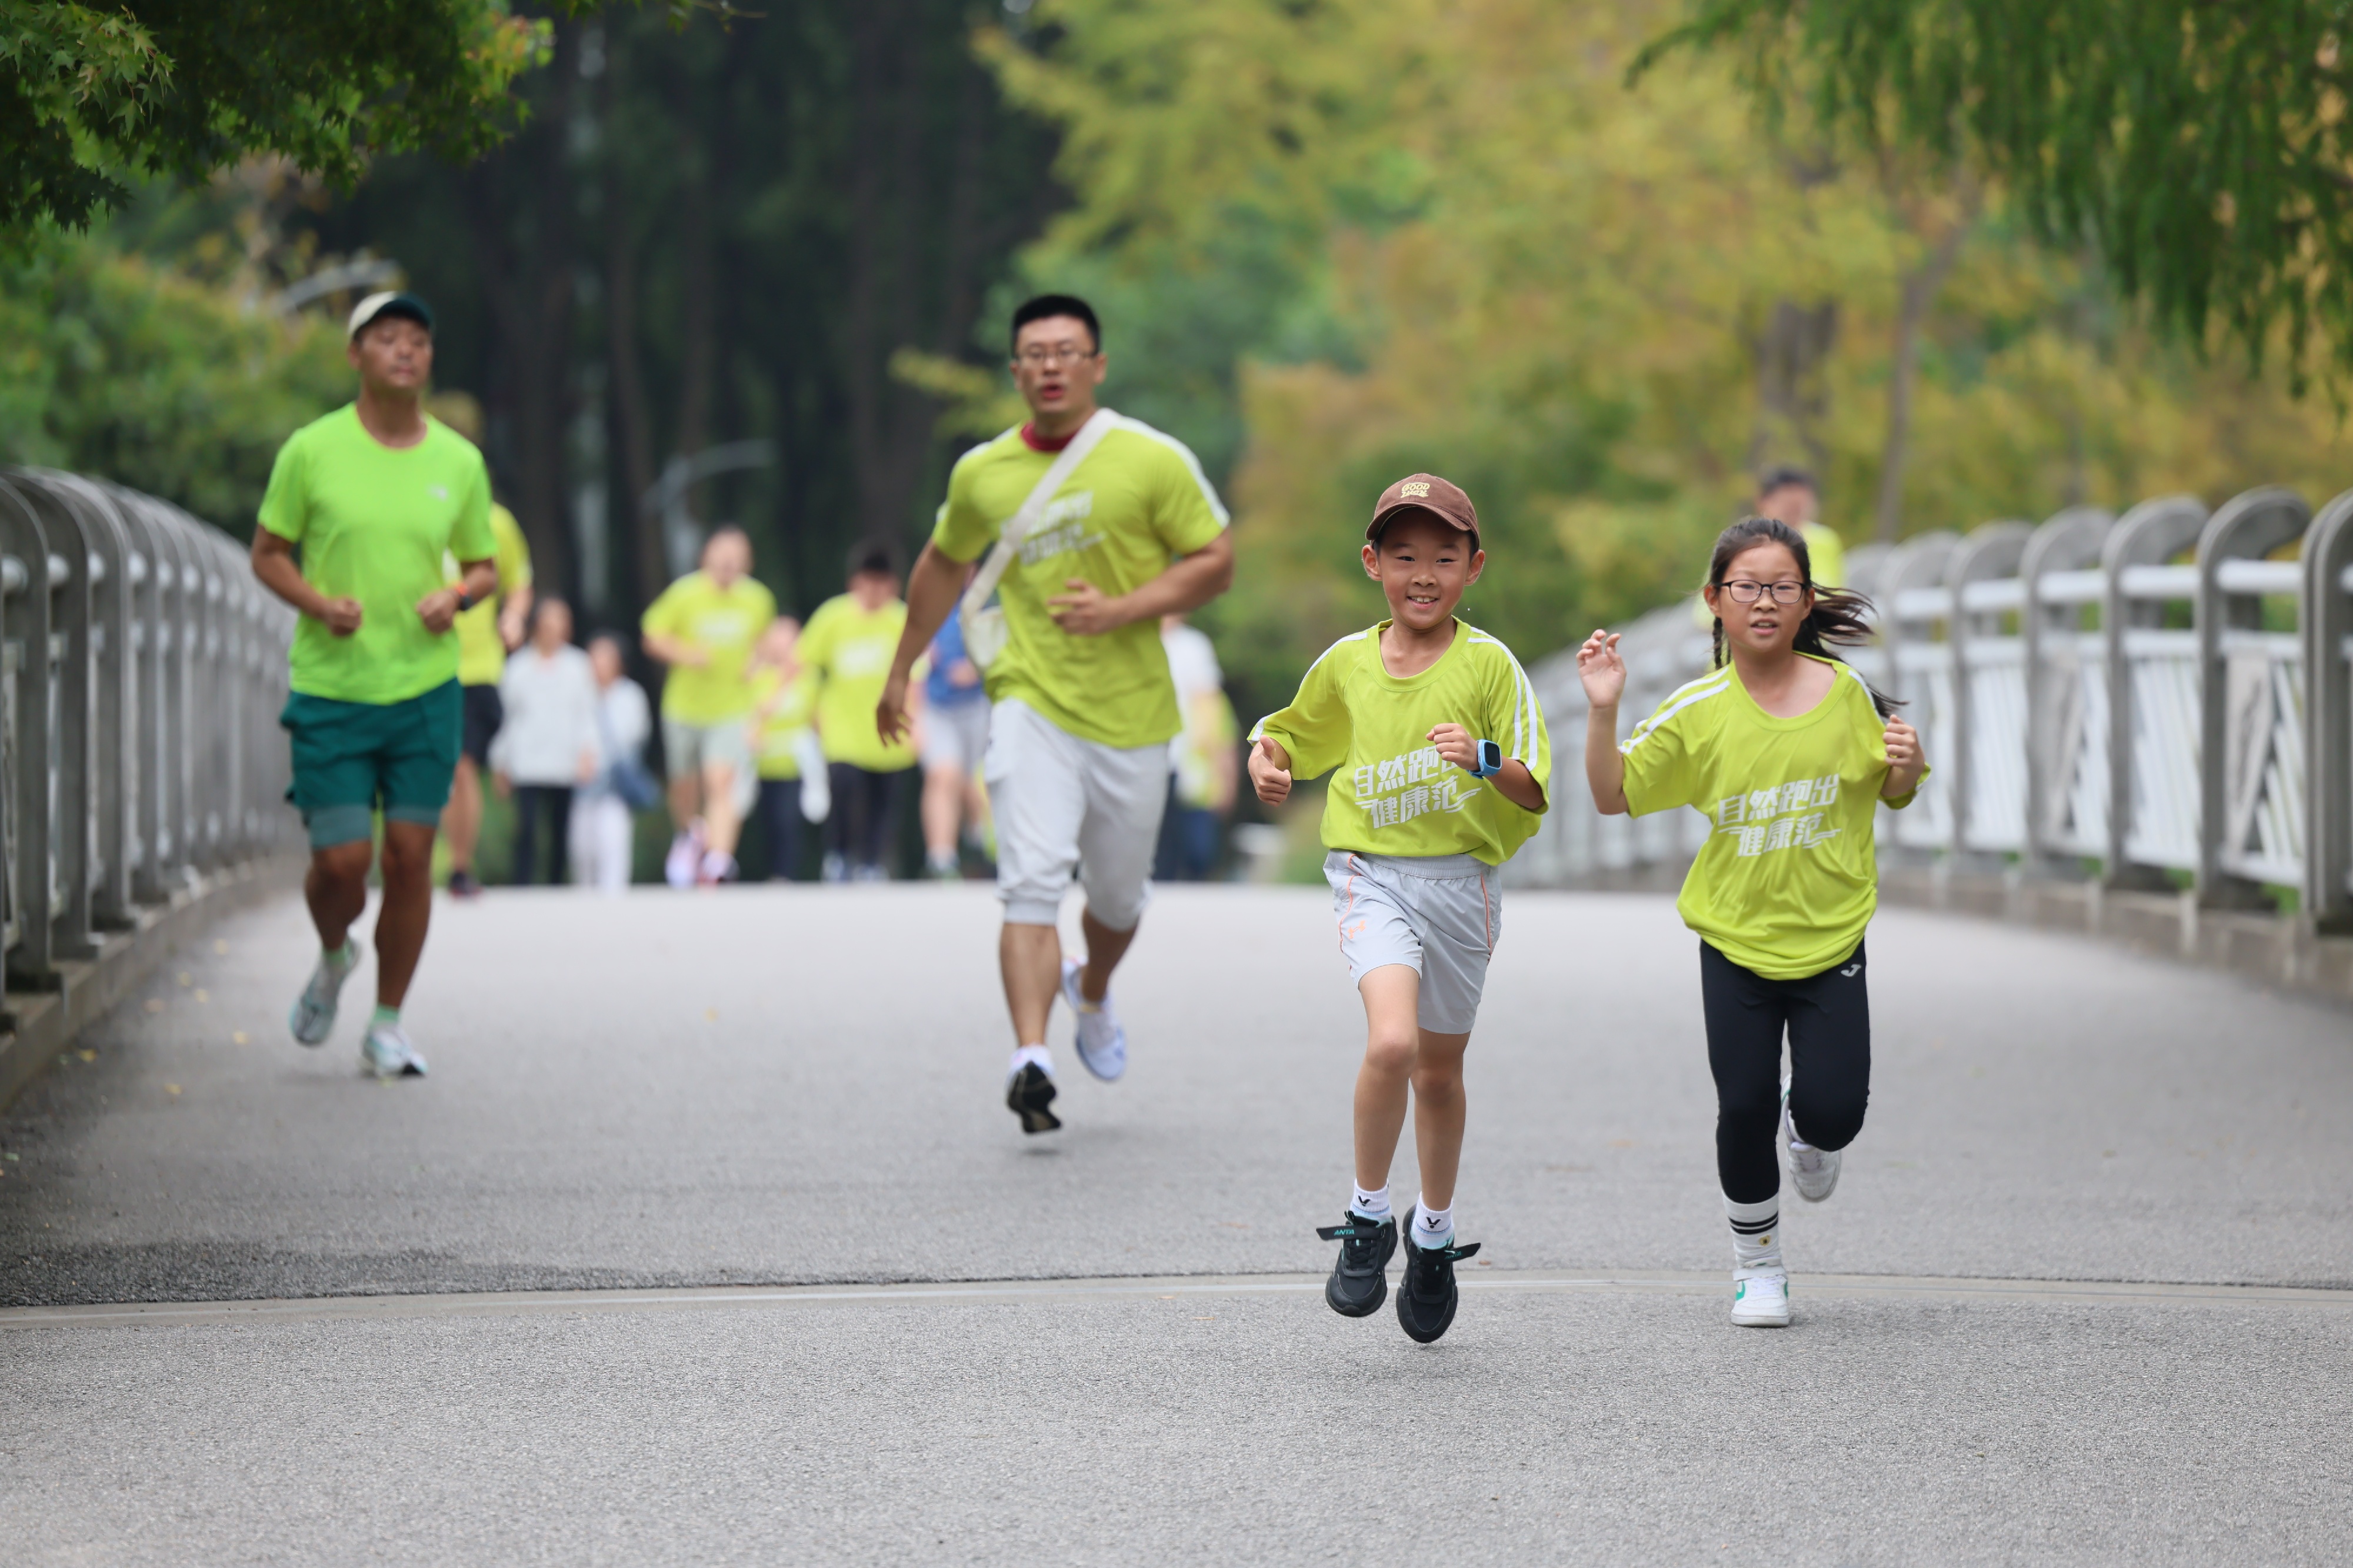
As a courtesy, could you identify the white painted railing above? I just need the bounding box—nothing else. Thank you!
[1518,485,2353,933]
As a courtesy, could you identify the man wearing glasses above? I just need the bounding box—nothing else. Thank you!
[878,294,1235,1134]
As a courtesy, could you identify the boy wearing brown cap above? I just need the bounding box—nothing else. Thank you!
[1248,475,1552,1343]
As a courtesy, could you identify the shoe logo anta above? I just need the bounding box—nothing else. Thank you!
[1840,962,1861,977]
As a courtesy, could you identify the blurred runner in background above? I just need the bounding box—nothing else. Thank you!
[919,581,992,879]
[748,616,821,882]
[572,633,653,895]
[1156,613,1237,880]
[1752,466,1847,590]
[491,598,599,886]
[641,527,775,886]
[804,542,921,882]
[429,395,532,900]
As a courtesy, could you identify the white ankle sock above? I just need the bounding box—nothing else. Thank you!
[1725,1194,1782,1271]
[1350,1184,1391,1221]
[1412,1199,1453,1247]
[1008,1044,1053,1081]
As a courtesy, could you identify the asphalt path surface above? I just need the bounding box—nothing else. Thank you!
[3,883,2348,1563]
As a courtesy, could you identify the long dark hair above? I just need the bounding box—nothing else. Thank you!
[1705,516,1898,716]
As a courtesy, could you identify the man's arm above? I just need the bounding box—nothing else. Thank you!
[1044,531,1234,636]
[419,559,496,635]
[878,542,969,744]
[251,528,362,635]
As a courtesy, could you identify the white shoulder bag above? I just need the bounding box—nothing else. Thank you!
[959,408,1116,670]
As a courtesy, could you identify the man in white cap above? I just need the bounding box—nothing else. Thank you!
[249,291,498,1078]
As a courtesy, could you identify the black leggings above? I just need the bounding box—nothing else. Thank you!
[511,784,574,886]
[757,777,805,882]
[1700,939,1871,1206]
[827,763,906,875]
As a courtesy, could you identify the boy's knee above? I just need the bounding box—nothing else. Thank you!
[1408,1054,1464,1097]
[1364,1033,1417,1076]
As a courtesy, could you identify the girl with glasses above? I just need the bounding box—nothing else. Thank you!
[1574,516,1928,1326]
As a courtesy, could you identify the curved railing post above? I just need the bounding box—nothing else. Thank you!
[2300,488,2353,933]
[1947,521,2033,860]
[2102,496,2208,889]
[2194,487,2312,909]
[1878,531,1961,856]
[2021,507,2114,875]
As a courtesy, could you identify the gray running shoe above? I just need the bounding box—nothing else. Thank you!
[1780,1075,1841,1202]
[288,942,359,1047]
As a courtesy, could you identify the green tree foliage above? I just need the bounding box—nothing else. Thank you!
[1639,0,2353,387]
[308,2,1061,626]
[0,0,566,232]
[988,0,2353,715]
[0,223,349,531]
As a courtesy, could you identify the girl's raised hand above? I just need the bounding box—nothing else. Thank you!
[1881,716,1926,798]
[1575,630,1625,706]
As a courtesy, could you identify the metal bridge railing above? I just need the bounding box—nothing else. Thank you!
[1520,483,2353,933]
[0,469,298,995]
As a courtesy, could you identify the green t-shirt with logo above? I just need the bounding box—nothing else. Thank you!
[799,593,917,772]
[749,663,817,781]
[1252,619,1552,866]
[930,413,1228,751]
[640,571,776,726]
[256,405,496,706]
[1618,654,1924,980]
[451,503,533,687]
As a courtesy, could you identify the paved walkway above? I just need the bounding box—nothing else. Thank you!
[2,886,2348,1564]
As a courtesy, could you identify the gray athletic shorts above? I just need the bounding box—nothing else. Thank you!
[1325,849,1502,1035]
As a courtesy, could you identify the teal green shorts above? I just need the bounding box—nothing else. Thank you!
[281,680,463,849]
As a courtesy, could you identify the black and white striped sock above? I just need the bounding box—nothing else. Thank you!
[1725,1195,1782,1271]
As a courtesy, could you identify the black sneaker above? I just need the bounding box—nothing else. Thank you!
[1315,1212,1398,1317]
[1005,1063,1061,1134]
[446,869,482,900]
[1394,1206,1481,1344]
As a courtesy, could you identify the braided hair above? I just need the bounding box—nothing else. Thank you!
[1705,516,1898,717]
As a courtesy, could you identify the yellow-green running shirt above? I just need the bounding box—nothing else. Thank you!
[641,571,776,725]
[800,593,918,772]
[451,503,533,687]
[1252,619,1551,866]
[931,415,1228,751]
[257,405,496,706]
[749,664,817,780]
[1619,654,1924,980]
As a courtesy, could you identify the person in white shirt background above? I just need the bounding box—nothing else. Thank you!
[491,598,601,885]
[572,632,654,893]
[1156,612,1238,881]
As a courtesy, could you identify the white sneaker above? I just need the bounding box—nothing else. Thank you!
[288,942,359,1046]
[362,1022,428,1079]
[1731,1268,1790,1326]
[665,825,705,889]
[1060,957,1127,1082]
[1781,1077,1841,1202]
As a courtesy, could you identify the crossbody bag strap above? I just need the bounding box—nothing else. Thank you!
[959,407,1118,623]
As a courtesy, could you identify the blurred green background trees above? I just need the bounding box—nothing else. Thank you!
[2,0,2348,732]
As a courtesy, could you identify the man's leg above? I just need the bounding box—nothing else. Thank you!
[702,760,742,858]
[306,839,373,950]
[1071,736,1171,1003]
[547,788,575,885]
[374,820,438,1007]
[444,758,484,876]
[1001,922,1063,1048]
[922,763,963,872]
[511,784,542,885]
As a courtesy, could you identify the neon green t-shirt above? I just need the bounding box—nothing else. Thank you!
[257,405,496,706]
[1619,654,1924,980]
[641,571,776,726]
[451,504,533,687]
[1252,619,1552,866]
[801,593,917,772]
[749,664,817,781]
[931,414,1228,751]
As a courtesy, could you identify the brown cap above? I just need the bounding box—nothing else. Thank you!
[1367,473,1479,543]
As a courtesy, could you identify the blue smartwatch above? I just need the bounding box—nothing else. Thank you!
[1472,739,1504,778]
